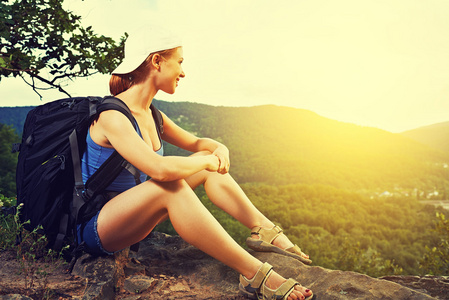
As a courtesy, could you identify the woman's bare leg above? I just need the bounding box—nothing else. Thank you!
[185,170,270,227]
[185,169,308,256]
[97,179,256,274]
[96,179,311,299]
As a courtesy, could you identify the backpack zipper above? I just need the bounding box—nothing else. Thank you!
[42,155,66,170]
[58,155,66,170]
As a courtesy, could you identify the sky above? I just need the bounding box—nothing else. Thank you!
[1,0,448,133]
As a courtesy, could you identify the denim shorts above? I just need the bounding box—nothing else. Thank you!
[77,211,115,256]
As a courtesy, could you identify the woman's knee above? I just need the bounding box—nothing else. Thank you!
[155,180,204,211]
[153,178,191,193]
[185,169,212,189]
[153,179,202,208]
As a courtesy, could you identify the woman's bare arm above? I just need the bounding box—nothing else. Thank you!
[92,110,219,182]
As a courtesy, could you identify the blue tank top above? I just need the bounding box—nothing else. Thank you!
[81,123,164,192]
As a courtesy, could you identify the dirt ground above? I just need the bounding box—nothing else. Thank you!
[0,250,243,299]
[0,250,85,299]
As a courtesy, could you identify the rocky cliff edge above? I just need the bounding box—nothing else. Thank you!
[1,232,448,299]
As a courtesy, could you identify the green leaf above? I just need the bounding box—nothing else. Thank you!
[0,0,126,96]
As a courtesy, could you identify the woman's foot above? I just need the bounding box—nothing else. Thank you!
[247,225,312,264]
[251,228,310,260]
[240,262,313,300]
[266,271,313,300]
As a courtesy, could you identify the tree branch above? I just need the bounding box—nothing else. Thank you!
[20,71,71,99]
[0,66,36,73]
[51,70,99,83]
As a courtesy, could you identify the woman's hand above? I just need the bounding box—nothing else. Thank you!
[206,155,220,172]
[213,145,230,174]
[160,113,230,175]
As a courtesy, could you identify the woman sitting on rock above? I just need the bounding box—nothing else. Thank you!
[78,25,314,300]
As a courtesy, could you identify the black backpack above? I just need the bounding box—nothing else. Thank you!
[14,95,163,255]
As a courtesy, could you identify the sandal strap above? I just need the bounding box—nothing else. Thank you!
[261,278,299,300]
[277,278,300,299]
[285,245,305,256]
[240,262,273,293]
[250,225,283,244]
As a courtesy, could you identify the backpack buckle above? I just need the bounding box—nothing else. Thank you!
[74,183,85,197]
[11,143,21,153]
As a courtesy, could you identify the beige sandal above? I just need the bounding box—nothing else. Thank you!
[239,262,314,300]
[246,225,312,265]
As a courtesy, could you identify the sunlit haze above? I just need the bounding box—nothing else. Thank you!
[1,0,448,133]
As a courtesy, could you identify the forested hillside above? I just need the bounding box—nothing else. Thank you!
[153,100,449,196]
[401,121,449,153]
[1,100,448,276]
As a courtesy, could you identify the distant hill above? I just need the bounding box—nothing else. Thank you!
[0,106,34,135]
[1,100,448,192]
[152,100,449,192]
[401,121,449,153]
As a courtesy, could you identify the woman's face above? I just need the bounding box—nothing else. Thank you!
[157,47,185,94]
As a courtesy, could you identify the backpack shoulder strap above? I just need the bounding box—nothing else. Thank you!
[150,103,164,135]
[99,96,137,129]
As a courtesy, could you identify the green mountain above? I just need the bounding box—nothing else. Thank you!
[153,100,449,193]
[401,121,449,153]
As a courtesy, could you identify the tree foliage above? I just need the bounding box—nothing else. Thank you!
[238,183,441,276]
[420,212,449,275]
[0,0,126,98]
[0,124,19,197]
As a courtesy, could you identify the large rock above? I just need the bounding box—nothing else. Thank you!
[379,275,449,299]
[133,231,241,296]
[71,253,117,300]
[133,232,438,299]
[72,248,130,299]
[5,231,442,299]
